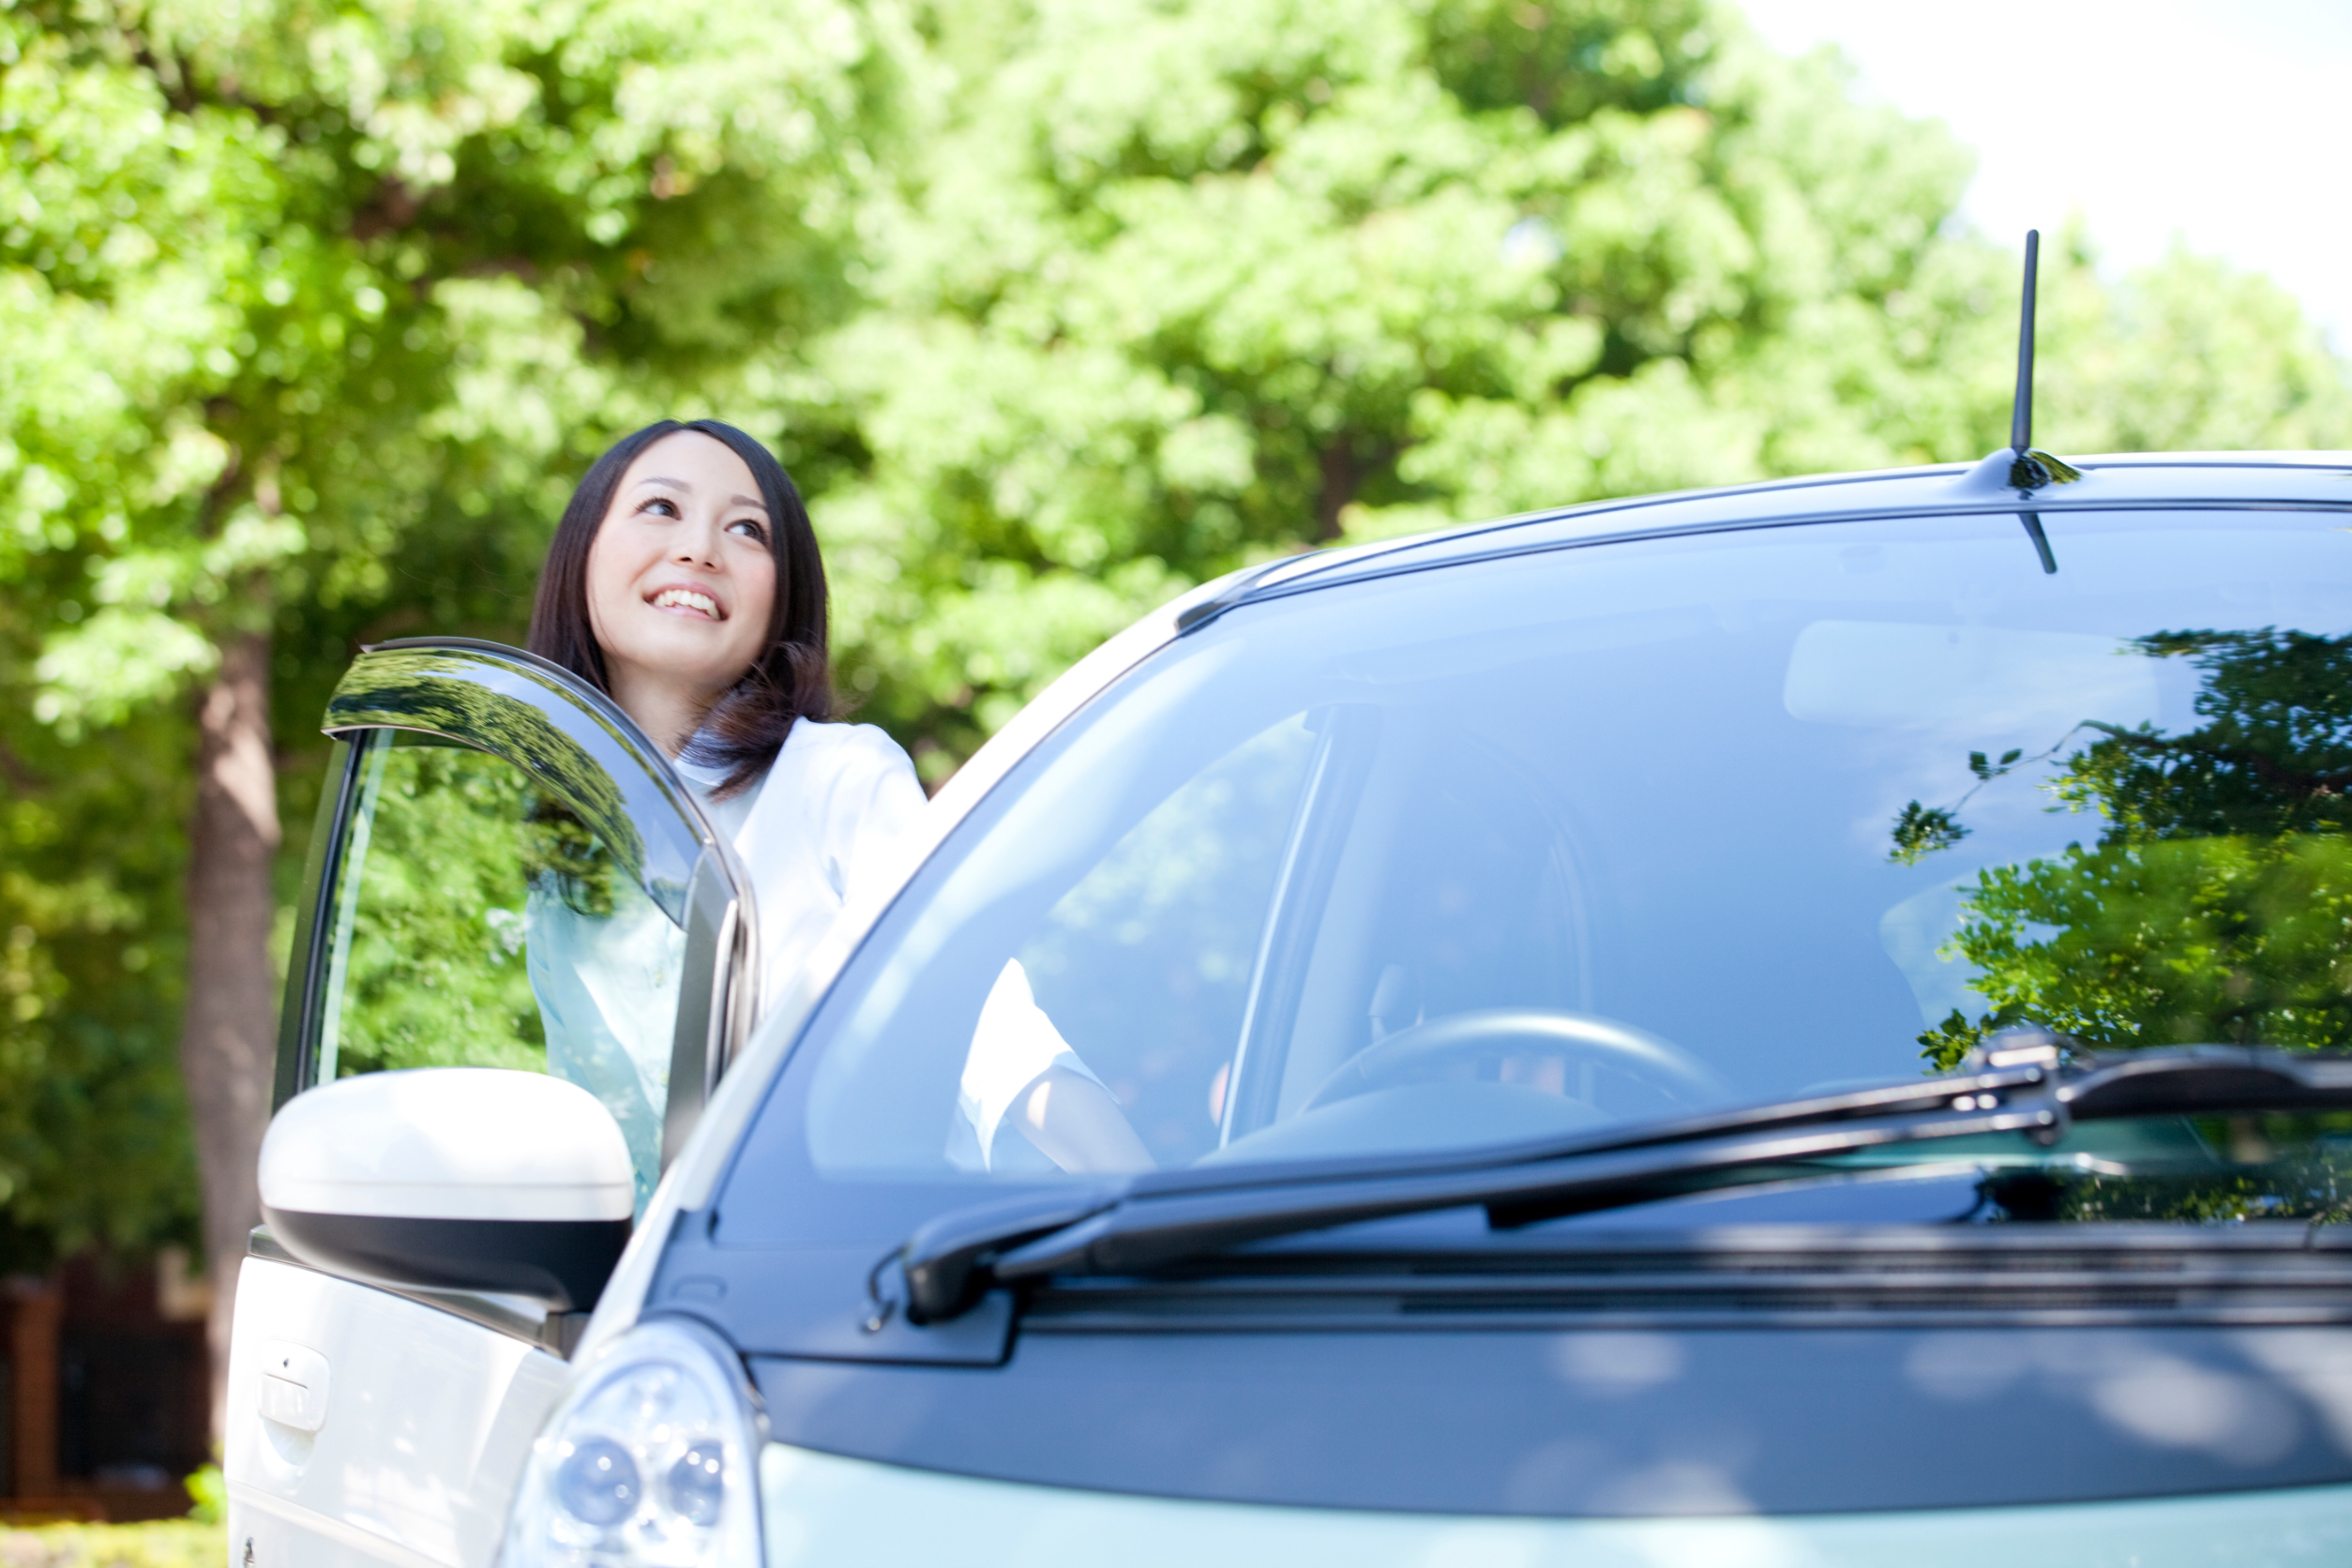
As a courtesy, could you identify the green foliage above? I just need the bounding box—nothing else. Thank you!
[1890,801,1968,867]
[0,622,195,1266]
[2045,1167,2352,1224]
[807,9,2352,772]
[817,0,2014,763]
[3,0,2351,1263]
[2041,246,2352,457]
[0,0,905,1267]
[1982,1122,2352,1225]
[1918,1005,2012,1072]
[181,1465,224,1527]
[1960,834,2352,1051]
[324,744,548,1076]
[1918,631,2352,1062]
[0,1521,219,1568]
[2054,630,2352,838]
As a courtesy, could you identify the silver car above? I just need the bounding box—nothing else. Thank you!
[230,445,2352,1567]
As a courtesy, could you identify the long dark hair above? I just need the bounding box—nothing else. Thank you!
[528,418,834,798]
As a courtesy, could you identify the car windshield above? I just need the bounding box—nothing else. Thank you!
[764,505,2352,1208]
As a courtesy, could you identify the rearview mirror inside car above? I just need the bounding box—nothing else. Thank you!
[1782,618,2163,736]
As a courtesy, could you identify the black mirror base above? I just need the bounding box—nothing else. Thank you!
[261,1205,630,1311]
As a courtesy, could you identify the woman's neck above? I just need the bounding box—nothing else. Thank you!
[606,667,713,757]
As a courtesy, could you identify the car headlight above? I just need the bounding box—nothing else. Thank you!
[501,1317,762,1567]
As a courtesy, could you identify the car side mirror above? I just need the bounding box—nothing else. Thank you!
[259,1068,634,1311]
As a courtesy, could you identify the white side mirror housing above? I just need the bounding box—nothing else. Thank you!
[259,1068,633,1310]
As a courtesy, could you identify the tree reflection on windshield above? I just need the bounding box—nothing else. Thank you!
[1981,1124,2352,1225]
[1901,628,2352,1068]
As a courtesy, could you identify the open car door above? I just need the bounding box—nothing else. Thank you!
[223,639,757,1568]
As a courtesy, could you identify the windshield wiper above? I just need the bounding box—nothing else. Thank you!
[894,1043,2352,1323]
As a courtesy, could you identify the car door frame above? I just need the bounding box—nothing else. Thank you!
[262,638,761,1337]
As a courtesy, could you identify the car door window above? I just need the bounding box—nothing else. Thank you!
[313,730,686,1204]
[282,641,754,1215]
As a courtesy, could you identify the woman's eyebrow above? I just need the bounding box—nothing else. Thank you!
[728,494,768,512]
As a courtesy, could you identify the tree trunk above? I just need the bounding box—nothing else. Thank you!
[1315,440,1360,543]
[179,626,279,1444]
[8,1275,63,1497]
[1314,435,1395,542]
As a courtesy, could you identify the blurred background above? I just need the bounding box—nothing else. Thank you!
[1,0,2345,1523]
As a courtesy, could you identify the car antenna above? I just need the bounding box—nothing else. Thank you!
[2020,510,2057,574]
[2006,229,2074,571]
[2010,230,2042,465]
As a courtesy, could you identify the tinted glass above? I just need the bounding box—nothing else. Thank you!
[316,730,686,1206]
[759,507,2352,1206]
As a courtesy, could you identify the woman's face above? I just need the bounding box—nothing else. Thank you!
[585,430,778,716]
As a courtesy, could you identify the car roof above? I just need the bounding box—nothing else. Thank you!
[1200,449,2352,622]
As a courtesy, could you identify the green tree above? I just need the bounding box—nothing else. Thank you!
[6,0,2352,1440]
[804,0,2031,767]
[2039,241,2352,457]
[797,6,2352,776]
[0,0,909,1429]
[1919,630,2352,1067]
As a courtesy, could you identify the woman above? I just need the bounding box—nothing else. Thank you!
[524,419,1150,1192]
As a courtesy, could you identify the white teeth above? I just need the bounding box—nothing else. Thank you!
[651,588,720,617]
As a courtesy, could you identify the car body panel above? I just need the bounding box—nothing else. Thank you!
[743,1317,2352,1514]
[758,1441,2352,1568]
[225,1257,568,1568]
[1229,453,2352,619]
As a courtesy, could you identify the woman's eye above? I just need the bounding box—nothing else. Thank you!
[727,519,767,543]
[640,498,680,519]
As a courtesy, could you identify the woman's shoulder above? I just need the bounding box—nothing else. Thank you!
[778,716,919,786]
[750,717,927,875]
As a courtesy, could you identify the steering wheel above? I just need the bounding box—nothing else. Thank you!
[1300,1008,1726,1115]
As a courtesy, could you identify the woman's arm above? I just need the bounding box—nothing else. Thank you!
[959,958,1155,1174]
[1010,1064,1156,1174]
[821,730,1154,1176]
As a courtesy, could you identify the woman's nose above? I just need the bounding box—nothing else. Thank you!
[672,519,723,568]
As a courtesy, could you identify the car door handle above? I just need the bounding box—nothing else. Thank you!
[258,1339,329,1433]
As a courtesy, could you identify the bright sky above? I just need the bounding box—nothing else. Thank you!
[1736,0,2352,351]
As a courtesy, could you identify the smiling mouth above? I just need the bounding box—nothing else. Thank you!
[650,587,723,620]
